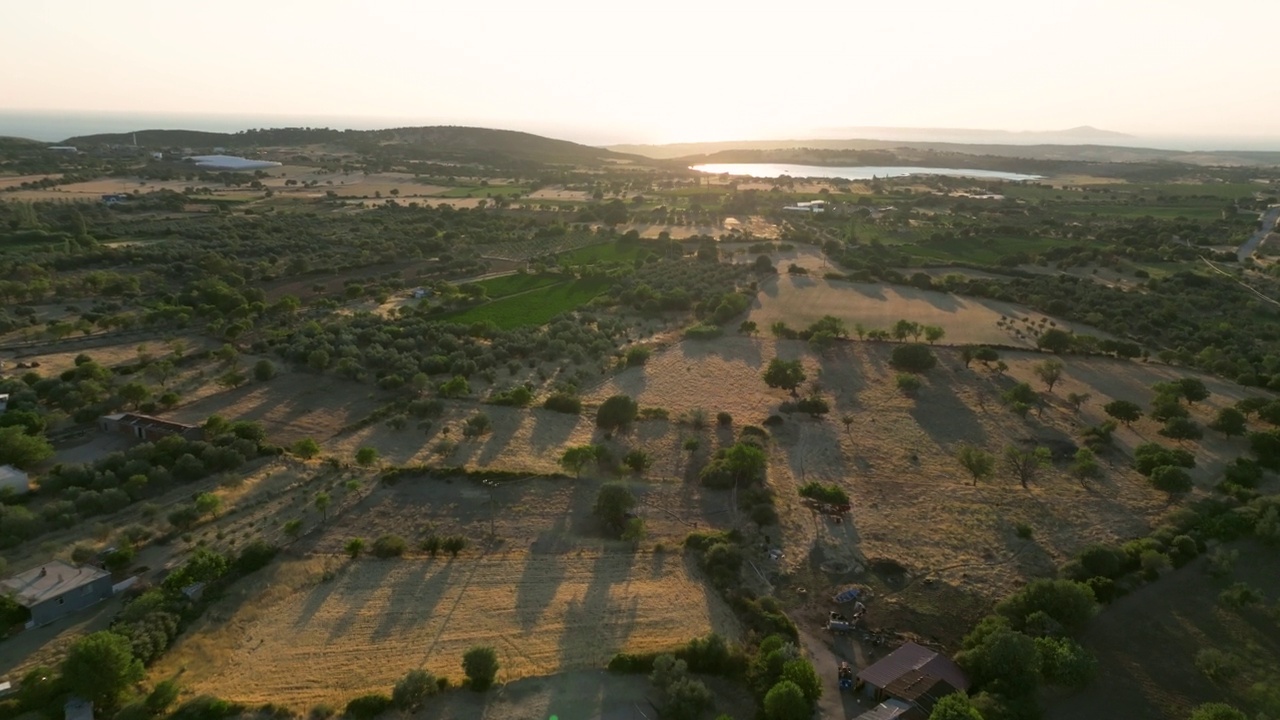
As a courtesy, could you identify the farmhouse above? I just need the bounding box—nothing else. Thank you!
[782,199,827,214]
[0,465,30,496]
[856,641,967,708]
[99,413,202,442]
[0,561,113,627]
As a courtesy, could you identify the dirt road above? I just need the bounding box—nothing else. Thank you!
[798,626,875,719]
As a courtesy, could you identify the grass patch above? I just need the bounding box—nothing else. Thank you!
[447,278,611,328]
[901,234,1070,264]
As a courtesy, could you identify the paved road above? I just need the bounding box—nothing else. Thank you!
[1237,206,1280,262]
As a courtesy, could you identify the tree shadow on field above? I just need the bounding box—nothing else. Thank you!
[291,561,345,629]
[516,512,572,632]
[545,550,640,719]
[476,409,521,466]
[782,418,848,485]
[907,376,987,448]
[850,282,886,301]
[759,275,781,299]
[679,334,763,370]
[371,559,451,642]
[528,408,577,453]
[817,345,867,411]
[324,558,395,643]
[900,286,962,313]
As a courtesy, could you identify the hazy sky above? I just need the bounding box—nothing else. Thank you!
[3,0,1278,144]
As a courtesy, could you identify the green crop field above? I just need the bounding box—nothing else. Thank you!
[470,272,562,299]
[446,277,612,328]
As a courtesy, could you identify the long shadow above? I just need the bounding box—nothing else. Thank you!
[371,559,451,642]
[896,285,963,313]
[907,374,988,448]
[783,418,849,485]
[292,561,345,628]
[545,549,640,718]
[847,281,887,301]
[476,408,521,465]
[516,510,572,632]
[528,408,579,452]
[324,558,395,643]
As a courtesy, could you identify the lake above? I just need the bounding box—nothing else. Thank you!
[690,163,1042,182]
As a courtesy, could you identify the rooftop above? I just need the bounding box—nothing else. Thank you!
[0,465,26,482]
[103,413,198,435]
[883,669,959,713]
[857,642,969,692]
[1,561,110,607]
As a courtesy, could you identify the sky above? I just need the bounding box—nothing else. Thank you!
[2,0,1279,146]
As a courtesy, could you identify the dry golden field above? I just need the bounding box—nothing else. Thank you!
[159,547,739,709]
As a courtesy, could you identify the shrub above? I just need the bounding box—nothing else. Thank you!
[626,347,651,366]
[345,538,365,559]
[462,413,492,438]
[684,323,724,340]
[608,652,658,673]
[462,646,499,691]
[794,396,829,417]
[890,344,936,373]
[798,482,849,506]
[371,535,406,558]
[1150,465,1193,493]
[442,535,467,557]
[344,694,391,720]
[716,412,733,426]
[392,669,438,710]
[895,373,922,394]
[542,389,583,412]
[623,449,652,473]
[597,395,639,430]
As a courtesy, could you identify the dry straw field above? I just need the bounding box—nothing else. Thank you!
[160,550,739,709]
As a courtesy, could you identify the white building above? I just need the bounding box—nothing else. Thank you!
[782,200,827,214]
[0,465,30,495]
[150,152,163,161]
[0,393,8,412]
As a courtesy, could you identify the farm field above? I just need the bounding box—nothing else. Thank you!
[471,272,562,298]
[446,277,611,328]
[159,545,739,709]
[750,271,1107,347]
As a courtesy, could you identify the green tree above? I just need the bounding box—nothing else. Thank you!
[253,359,276,381]
[292,437,321,459]
[560,445,598,477]
[1070,447,1101,481]
[763,680,809,720]
[1066,392,1091,411]
[996,579,1097,636]
[622,517,646,547]
[1103,400,1142,426]
[781,658,822,706]
[763,358,806,393]
[345,538,365,559]
[0,425,53,469]
[119,381,150,409]
[597,394,639,430]
[1159,417,1203,443]
[957,444,995,486]
[1003,446,1051,488]
[929,693,984,720]
[194,492,222,518]
[1208,408,1247,438]
[1032,358,1065,392]
[890,343,937,373]
[1035,636,1097,689]
[62,631,144,707]
[462,646,499,691]
[957,625,1040,697]
[1036,328,1073,354]
[1151,465,1193,493]
[283,518,303,540]
[355,446,379,466]
[923,325,946,344]
[594,484,636,533]
[144,679,181,716]
[391,669,437,710]
[315,491,332,521]
[623,449,652,473]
